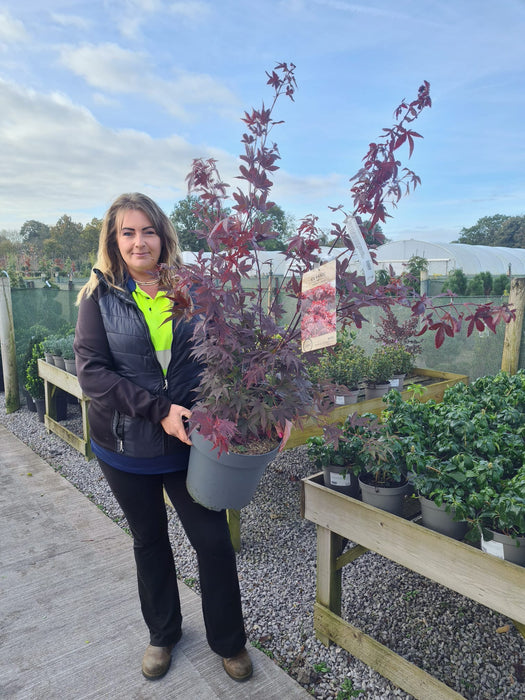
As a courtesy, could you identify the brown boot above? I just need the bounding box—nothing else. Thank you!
[141,644,174,680]
[222,647,253,682]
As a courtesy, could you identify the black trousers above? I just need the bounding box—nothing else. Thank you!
[98,460,247,656]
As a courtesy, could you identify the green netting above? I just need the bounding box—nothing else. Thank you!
[8,285,525,388]
[348,299,520,382]
[10,286,79,384]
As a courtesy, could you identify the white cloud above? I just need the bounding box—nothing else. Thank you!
[112,0,163,39]
[168,1,211,21]
[0,77,347,231]
[59,42,238,120]
[0,78,237,228]
[0,8,28,43]
[50,12,92,30]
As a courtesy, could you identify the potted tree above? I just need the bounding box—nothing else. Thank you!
[163,64,513,511]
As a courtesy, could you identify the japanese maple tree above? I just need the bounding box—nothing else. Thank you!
[167,62,514,453]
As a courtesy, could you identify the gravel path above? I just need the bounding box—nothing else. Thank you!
[1,394,524,699]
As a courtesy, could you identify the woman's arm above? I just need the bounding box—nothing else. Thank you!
[74,293,172,424]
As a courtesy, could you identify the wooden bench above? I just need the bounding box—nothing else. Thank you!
[301,472,525,699]
[37,359,93,459]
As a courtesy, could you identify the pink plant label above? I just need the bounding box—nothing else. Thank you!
[301,260,337,352]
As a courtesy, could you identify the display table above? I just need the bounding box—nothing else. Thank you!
[38,359,93,459]
[301,472,525,700]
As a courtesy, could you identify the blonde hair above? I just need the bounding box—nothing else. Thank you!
[77,192,183,302]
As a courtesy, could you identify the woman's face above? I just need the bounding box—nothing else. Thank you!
[116,209,162,280]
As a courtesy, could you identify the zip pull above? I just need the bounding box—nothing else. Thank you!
[164,377,168,391]
[118,439,124,453]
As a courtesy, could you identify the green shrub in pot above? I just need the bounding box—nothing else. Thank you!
[59,334,75,361]
[366,347,395,386]
[384,343,414,377]
[25,342,45,400]
[381,371,525,527]
[307,330,369,392]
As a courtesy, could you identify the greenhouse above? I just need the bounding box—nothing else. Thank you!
[372,239,525,277]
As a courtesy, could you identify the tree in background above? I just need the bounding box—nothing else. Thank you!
[170,195,214,251]
[0,235,18,267]
[171,195,293,252]
[492,274,510,295]
[400,254,428,293]
[44,215,84,263]
[79,217,102,261]
[445,268,468,295]
[467,271,492,296]
[455,214,525,248]
[255,204,295,251]
[494,216,525,249]
[20,220,50,253]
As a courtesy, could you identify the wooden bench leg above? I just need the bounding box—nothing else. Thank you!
[315,525,344,646]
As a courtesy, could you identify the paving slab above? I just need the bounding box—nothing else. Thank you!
[0,424,311,699]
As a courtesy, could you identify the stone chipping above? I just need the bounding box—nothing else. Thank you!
[1,395,524,699]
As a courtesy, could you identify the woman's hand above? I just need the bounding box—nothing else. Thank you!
[160,404,192,445]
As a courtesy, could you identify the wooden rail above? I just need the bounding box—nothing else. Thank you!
[286,368,468,449]
[301,472,525,699]
[38,359,93,459]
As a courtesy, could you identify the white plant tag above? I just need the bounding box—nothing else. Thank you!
[481,536,504,559]
[330,472,351,486]
[390,378,400,387]
[335,395,345,405]
[344,215,375,285]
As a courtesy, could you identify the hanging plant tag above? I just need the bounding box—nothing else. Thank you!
[481,536,504,559]
[301,259,337,352]
[344,215,375,285]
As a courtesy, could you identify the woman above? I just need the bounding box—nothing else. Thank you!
[74,193,252,683]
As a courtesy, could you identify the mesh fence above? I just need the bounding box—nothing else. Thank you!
[7,284,524,387]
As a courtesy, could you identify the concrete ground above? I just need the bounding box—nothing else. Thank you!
[0,424,311,699]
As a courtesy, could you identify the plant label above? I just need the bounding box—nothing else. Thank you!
[344,215,375,285]
[330,472,351,486]
[481,536,504,559]
[301,259,337,352]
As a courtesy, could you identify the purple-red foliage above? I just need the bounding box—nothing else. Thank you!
[167,63,514,452]
[371,306,422,356]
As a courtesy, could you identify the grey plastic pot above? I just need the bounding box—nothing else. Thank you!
[358,476,410,516]
[323,465,359,497]
[364,382,391,400]
[482,530,525,567]
[186,431,279,511]
[419,495,468,540]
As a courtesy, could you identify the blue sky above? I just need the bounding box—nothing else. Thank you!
[0,0,524,243]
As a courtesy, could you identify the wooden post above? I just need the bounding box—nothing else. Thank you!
[0,275,20,413]
[227,509,241,552]
[501,277,525,375]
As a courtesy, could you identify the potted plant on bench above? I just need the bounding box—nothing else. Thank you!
[25,341,46,422]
